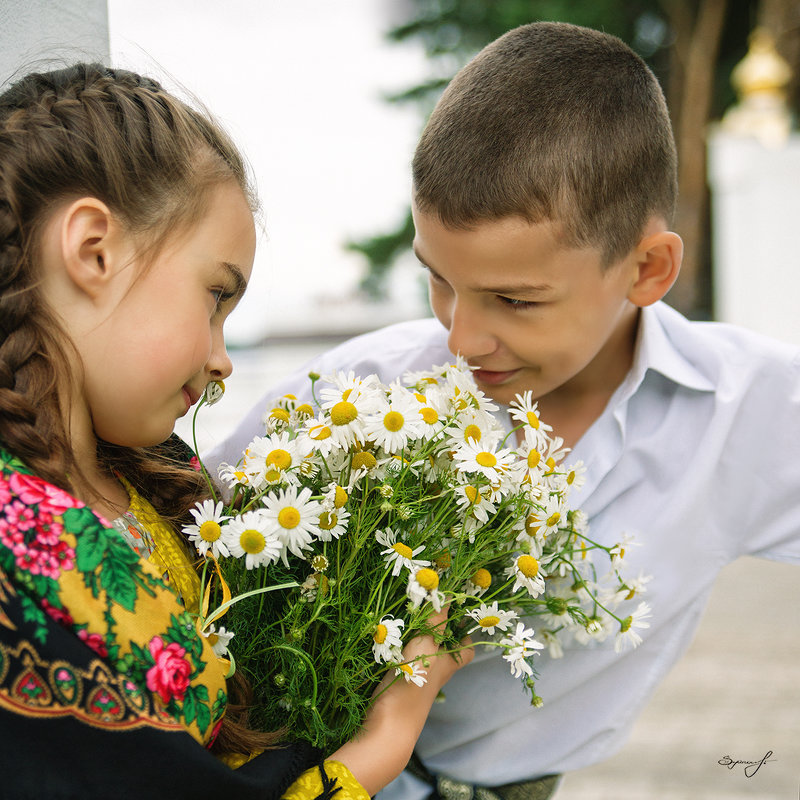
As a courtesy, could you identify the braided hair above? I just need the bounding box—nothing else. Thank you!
[0,63,276,754]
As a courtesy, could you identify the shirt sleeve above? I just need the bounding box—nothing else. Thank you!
[282,761,371,800]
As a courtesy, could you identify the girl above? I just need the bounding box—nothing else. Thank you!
[0,63,469,798]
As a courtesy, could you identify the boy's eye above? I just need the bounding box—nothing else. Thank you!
[498,295,538,310]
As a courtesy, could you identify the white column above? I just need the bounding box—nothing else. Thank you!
[0,0,109,87]
[707,129,800,345]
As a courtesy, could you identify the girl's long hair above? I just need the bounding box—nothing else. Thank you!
[0,62,279,755]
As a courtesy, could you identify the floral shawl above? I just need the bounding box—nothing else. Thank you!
[0,447,365,799]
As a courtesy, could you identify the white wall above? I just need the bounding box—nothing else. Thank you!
[708,130,800,345]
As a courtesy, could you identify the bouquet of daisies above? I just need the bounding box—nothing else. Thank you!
[186,360,650,752]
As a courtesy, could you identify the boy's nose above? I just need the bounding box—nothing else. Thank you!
[446,302,496,360]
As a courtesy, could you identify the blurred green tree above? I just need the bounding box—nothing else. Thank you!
[349,0,799,318]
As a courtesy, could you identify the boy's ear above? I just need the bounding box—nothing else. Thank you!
[60,197,125,300]
[627,229,683,307]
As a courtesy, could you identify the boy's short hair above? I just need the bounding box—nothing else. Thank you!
[412,22,677,265]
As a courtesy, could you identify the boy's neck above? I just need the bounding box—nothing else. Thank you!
[534,307,641,449]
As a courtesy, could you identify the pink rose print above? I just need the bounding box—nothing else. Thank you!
[189,456,202,472]
[41,599,74,627]
[78,628,109,658]
[8,472,79,515]
[146,636,192,705]
[0,476,10,507]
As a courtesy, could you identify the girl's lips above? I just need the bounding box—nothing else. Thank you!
[471,368,519,385]
[182,386,200,412]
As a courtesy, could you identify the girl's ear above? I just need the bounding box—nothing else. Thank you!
[60,197,125,299]
[627,228,683,308]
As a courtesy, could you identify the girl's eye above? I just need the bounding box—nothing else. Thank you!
[211,287,236,310]
[498,296,538,310]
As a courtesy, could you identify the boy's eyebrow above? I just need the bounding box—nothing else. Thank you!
[221,262,248,300]
[413,245,553,295]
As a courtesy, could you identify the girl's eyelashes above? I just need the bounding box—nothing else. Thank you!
[210,286,237,311]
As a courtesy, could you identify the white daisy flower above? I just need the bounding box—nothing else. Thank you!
[508,391,553,443]
[452,441,515,484]
[445,407,503,450]
[573,615,614,646]
[614,602,652,653]
[609,532,640,567]
[363,387,426,453]
[372,615,405,664]
[376,528,429,577]
[394,660,427,687]
[262,486,322,565]
[406,567,445,611]
[225,510,282,570]
[296,413,340,458]
[243,433,300,488]
[316,506,350,541]
[204,380,226,406]
[505,554,546,598]
[202,623,235,658]
[216,461,249,491]
[540,629,565,659]
[499,621,545,678]
[463,567,492,597]
[525,494,567,538]
[453,483,497,524]
[182,499,231,558]
[466,600,518,635]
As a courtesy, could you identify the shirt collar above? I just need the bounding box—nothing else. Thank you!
[617,302,715,402]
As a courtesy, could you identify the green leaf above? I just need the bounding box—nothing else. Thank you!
[70,509,110,572]
[195,700,211,735]
[182,686,197,726]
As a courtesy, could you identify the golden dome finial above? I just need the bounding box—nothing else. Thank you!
[722,27,793,146]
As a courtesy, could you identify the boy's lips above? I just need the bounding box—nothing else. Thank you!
[471,367,520,385]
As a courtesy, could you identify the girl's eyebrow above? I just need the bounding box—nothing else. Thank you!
[221,262,248,301]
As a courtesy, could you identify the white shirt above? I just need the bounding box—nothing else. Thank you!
[205,302,800,797]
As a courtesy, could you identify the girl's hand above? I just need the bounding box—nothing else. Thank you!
[329,606,473,796]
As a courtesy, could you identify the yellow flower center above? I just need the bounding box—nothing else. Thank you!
[351,451,377,471]
[527,450,541,469]
[415,567,439,591]
[374,624,388,644]
[414,392,426,402]
[398,663,413,676]
[524,514,540,537]
[240,528,265,554]
[421,407,439,424]
[266,449,291,470]
[284,393,296,400]
[270,408,290,423]
[620,615,632,633]
[392,542,413,559]
[330,401,358,426]
[319,511,339,530]
[476,451,497,468]
[311,555,329,571]
[383,411,405,432]
[464,424,482,442]
[199,520,222,543]
[464,485,481,504]
[277,507,301,529]
[546,511,561,527]
[526,411,540,428]
[264,466,282,483]
[342,388,353,400]
[309,424,332,440]
[434,551,451,570]
[471,568,491,589]
[295,403,313,417]
[333,486,348,508]
[545,456,556,470]
[517,554,540,578]
[233,470,248,483]
[479,615,501,628]
[567,470,577,485]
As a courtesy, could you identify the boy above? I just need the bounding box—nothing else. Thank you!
[207,22,800,800]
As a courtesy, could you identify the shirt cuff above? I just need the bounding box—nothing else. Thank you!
[283,760,370,799]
